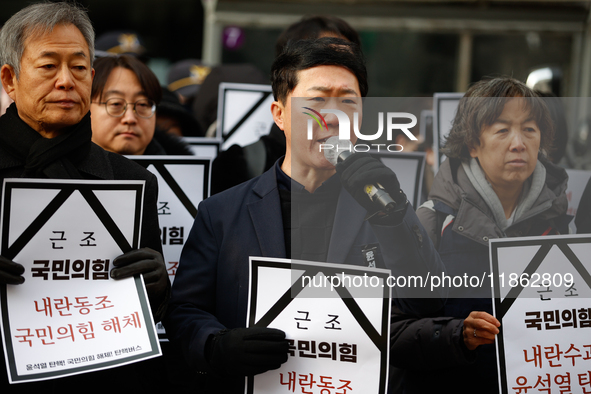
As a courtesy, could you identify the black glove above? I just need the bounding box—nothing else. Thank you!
[0,255,25,285]
[110,248,168,302]
[336,153,406,214]
[206,327,289,376]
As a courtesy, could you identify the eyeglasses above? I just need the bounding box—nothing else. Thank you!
[92,98,156,118]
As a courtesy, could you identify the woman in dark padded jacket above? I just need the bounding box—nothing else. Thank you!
[391,77,570,394]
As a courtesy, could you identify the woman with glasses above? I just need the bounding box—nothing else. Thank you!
[91,54,191,155]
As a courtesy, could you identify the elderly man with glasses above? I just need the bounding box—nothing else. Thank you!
[0,3,169,391]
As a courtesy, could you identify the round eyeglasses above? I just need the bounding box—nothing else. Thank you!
[93,98,156,119]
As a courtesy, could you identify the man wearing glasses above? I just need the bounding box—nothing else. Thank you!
[90,54,164,156]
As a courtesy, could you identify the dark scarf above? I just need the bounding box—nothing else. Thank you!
[0,103,92,179]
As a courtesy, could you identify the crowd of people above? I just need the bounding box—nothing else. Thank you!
[0,2,589,394]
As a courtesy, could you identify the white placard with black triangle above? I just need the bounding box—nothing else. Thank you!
[0,179,160,383]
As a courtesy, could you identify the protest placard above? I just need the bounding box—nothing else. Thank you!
[419,109,432,142]
[217,83,275,150]
[432,92,462,171]
[490,235,591,394]
[371,151,425,208]
[564,169,591,233]
[182,137,220,159]
[247,257,391,394]
[130,156,210,282]
[129,156,210,337]
[0,179,160,383]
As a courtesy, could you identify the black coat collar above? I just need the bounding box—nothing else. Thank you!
[0,110,115,180]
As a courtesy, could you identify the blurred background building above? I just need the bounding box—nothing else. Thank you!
[1,0,585,95]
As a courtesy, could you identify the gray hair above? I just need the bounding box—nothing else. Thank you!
[0,2,95,78]
[442,77,554,160]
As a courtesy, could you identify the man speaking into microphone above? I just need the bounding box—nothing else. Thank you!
[163,37,445,393]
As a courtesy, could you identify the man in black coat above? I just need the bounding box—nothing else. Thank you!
[90,55,193,157]
[164,37,445,393]
[0,2,168,392]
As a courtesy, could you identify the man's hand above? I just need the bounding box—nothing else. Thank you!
[462,311,500,351]
[336,153,405,215]
[0,255,25,285]
[207,327,290,376]
[110,248,168,299]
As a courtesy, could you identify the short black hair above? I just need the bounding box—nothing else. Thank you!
[275,15,361,56]
[91,54,162,104]
[271,37,367,104]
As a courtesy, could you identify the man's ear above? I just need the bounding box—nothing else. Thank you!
[1,65,17,101]
[271,100,285,131]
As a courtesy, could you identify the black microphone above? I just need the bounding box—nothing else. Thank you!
[324,136,398,213]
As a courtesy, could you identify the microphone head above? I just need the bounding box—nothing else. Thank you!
[324,136,353,166]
